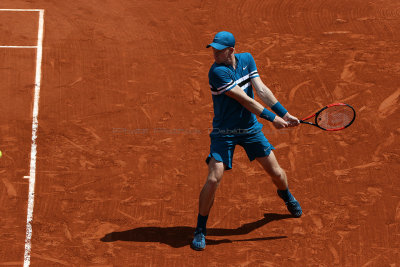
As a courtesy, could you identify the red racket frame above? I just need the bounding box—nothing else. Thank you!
[299,103,356,131]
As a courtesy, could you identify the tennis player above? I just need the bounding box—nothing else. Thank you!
[191,31,302,251]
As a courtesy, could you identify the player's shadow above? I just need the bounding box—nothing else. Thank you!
[100,213,293,248]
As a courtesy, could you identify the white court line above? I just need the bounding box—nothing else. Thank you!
[22,9,44,267]
[0,9,43,12]
[0,8,45,267]
[0,46,37,48]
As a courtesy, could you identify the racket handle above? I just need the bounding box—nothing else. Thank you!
[299,120,313,125]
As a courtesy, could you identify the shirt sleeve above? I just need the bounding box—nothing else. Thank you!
[209,67,237,95]
[247,53,260,79]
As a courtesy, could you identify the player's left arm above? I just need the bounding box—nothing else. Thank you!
[251,77,299,127]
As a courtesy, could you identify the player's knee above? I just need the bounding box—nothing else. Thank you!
[206,174,222,188]
[271,167,286,180]
[207,161,224,186]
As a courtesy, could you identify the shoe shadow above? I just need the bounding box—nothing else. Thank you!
[100,213,293,248]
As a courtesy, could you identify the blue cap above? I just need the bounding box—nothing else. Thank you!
[206,31,235,50]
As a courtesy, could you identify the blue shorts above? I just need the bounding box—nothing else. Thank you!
[206,131,275,170]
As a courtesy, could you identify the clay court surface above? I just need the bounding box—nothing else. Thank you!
[0,0,399,266]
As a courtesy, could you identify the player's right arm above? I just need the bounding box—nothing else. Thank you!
[225,85,288,129]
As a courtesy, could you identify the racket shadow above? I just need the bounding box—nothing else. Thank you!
[100,213,293,248]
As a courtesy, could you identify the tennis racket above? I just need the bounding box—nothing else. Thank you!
[300,103,356,131]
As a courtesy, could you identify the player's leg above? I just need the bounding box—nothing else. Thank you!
[256,151,287,190]
[192,135,235,250]
[192,157,225,251]
[240,131,302,217]
[256,152,302,217]
[199,157,225,216]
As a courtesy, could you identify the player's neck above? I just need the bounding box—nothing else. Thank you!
[227,54,236,69]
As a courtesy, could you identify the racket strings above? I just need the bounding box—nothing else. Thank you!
[317,105,354,130]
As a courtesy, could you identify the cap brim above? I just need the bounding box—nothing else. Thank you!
[206,42,229,50]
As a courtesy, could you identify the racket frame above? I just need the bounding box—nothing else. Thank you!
[299,103,356,131]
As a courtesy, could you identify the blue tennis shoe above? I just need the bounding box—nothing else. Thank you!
[191,228,206,251]
[284,199,302,217]
[277,189,302,218]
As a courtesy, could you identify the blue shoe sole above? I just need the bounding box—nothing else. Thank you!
[191,243,205,251]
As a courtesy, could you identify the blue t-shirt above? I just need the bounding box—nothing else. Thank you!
[208,52,263,136]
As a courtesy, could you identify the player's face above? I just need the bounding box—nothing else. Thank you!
[212,47,231,64]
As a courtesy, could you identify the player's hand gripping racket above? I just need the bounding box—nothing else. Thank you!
[300,103,356,131]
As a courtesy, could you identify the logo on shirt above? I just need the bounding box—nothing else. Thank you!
[243,66,248,70]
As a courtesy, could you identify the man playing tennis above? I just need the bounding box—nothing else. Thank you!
[191,31,302,251]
